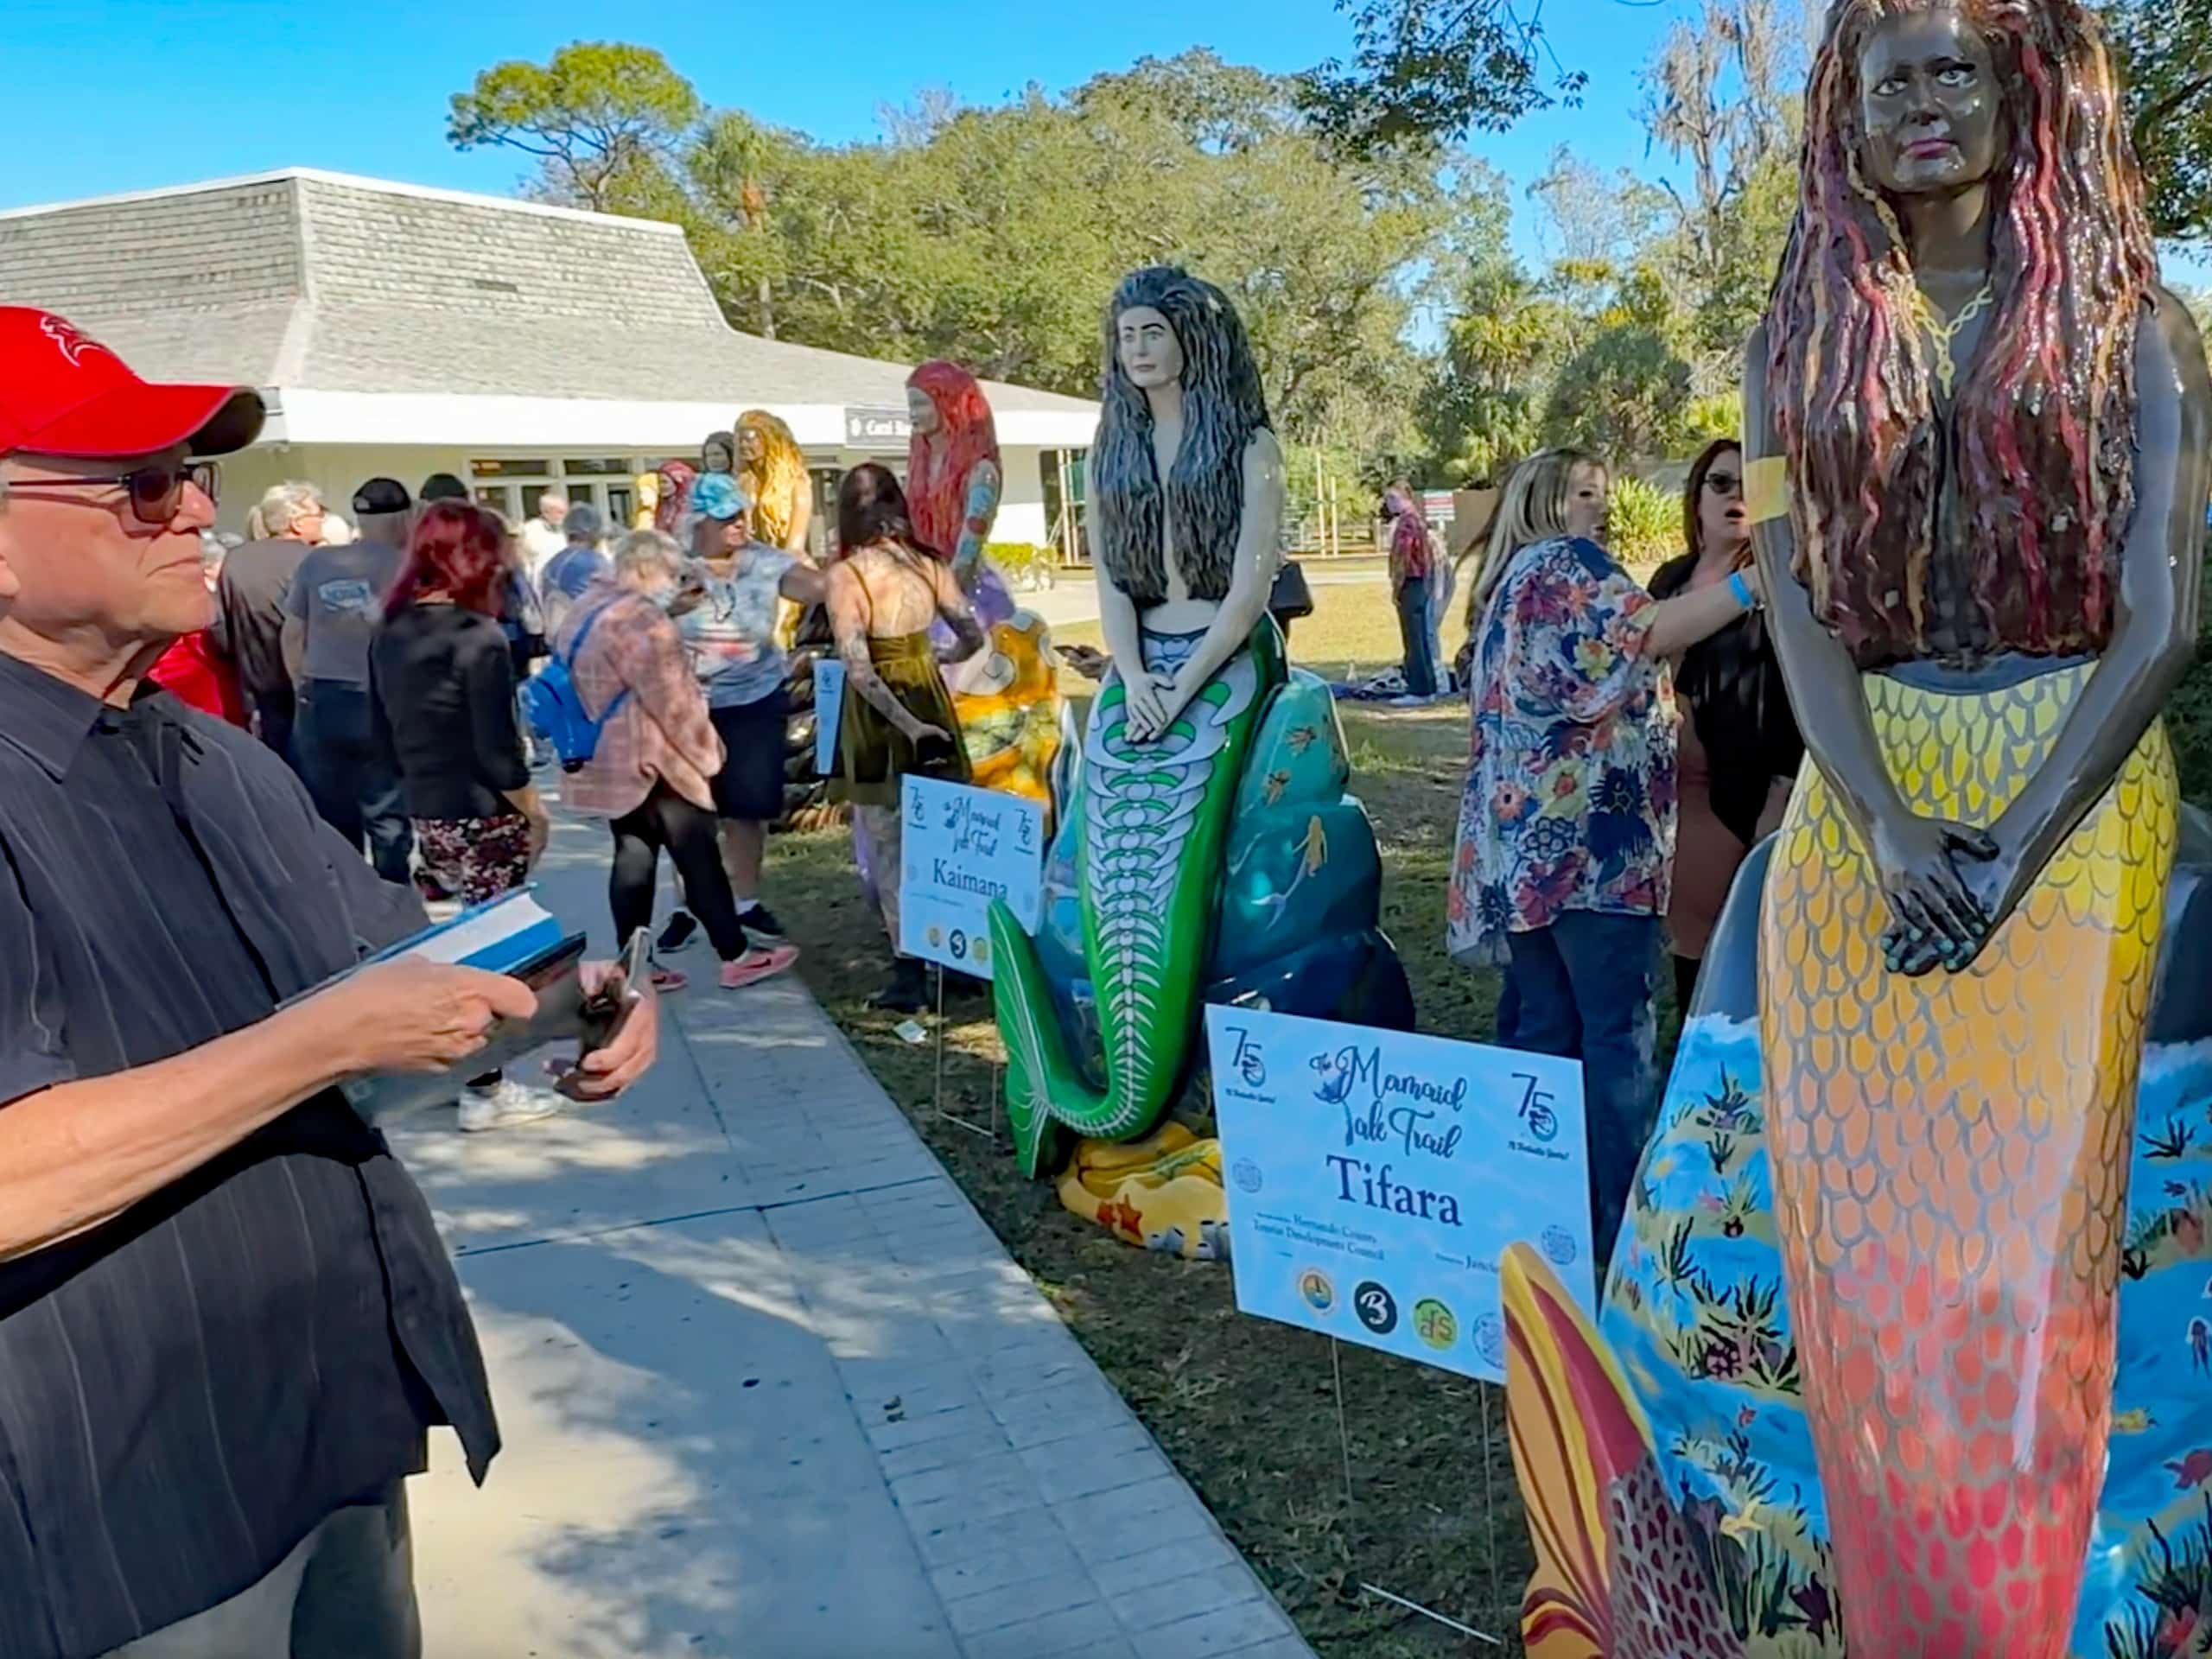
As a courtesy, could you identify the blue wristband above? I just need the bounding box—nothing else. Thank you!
[1728,570,1757,612]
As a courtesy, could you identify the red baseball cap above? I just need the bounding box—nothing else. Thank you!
[0,307,264,461]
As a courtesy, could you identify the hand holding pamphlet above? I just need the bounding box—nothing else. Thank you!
[289,892,648,1126]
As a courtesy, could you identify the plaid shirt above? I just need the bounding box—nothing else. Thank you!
[554,580,724,818]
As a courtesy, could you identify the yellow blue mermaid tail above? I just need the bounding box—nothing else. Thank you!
[948,608,1064,812]
[1505,658,2212,1656]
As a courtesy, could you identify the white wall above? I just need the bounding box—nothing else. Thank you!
[219,440,1068,549]
[219,445,471,537]
[994,448,1049,546]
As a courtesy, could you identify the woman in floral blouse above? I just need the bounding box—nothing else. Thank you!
[1446,448,1763,1258]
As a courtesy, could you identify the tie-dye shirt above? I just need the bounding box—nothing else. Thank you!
[677,544,798,708]
[1446,535,1676,966]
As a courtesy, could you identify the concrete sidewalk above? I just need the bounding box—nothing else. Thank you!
[391,826,1313,1658]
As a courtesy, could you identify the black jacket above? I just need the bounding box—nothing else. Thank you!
[1649,552,1805,846]
[371,602,530,820]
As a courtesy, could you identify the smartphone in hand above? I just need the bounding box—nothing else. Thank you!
[578,928,652,1055]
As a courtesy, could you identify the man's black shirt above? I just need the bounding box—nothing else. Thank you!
[0,651,498,1659]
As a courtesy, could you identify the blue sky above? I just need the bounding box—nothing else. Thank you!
[0,0,1679,264]
[3,0,2198,282]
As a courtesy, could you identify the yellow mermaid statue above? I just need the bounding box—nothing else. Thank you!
[1502,2,2212,1654]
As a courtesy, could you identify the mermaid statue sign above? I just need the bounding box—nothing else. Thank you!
[991,268,1410,1258]
[1502,1,2212,1653]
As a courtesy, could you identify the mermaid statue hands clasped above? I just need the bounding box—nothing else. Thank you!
[1748,3,2212,981]
[1094,296,1283,745]
[1503,4,2212,1655]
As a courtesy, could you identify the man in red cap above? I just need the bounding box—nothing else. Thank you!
[0,308,660,1656]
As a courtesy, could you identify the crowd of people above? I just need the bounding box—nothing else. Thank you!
[176,428,1807,1221]
[0,304,992,1654]
[1446,440,1803,1260]
[141,431,983,1066]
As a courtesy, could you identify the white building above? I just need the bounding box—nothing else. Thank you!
[0,168,1099,549]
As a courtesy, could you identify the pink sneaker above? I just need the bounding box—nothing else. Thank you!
[720,944,799,989]
[649,965,689,994]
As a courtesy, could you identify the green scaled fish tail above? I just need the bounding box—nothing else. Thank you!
[992,623,1284,1179]
[988,893,1075,1177]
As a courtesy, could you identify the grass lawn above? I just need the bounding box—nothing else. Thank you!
[764,576,1558,1656]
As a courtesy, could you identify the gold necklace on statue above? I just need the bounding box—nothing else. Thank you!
[1909,279,1995,399]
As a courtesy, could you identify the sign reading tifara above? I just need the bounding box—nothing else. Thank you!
[898,776,1046,981]
[1205,1006,1592,1383]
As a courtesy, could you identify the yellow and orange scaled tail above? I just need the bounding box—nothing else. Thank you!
[1502,1247,1743,1659]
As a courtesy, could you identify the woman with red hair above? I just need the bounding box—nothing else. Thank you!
[371,501,559,1131]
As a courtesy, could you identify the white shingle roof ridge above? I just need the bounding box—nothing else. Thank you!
[0,167,689,235]
[652,319,1099,410]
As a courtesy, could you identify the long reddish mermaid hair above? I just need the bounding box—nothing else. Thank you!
[905,360,1000,562]
[1768,0,2156,666]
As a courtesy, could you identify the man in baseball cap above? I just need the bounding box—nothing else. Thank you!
[0,306,265,461]
[286,477,416,883]
[0,309,659,1655]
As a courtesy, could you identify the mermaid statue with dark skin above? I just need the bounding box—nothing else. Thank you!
[1501,3,2212,1654]
[991,270,1410,1253]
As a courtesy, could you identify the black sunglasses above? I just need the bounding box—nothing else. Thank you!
[9,460,221,525]
[1704,470,1743,496]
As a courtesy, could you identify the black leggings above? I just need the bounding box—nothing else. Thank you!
[611,785,749,961]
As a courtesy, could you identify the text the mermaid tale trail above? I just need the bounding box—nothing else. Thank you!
[899,776,1046,982]
[1205,1006,1592,1383]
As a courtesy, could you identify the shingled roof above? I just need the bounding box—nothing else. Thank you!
[0,168,1098,417]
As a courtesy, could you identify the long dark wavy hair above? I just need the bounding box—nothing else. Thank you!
[1653,438,1806,844]
[1767,0,2155,664]
[1092,267,1271,602]
[836,462,933,564]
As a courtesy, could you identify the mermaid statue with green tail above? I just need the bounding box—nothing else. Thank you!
[991,267,1412,1256]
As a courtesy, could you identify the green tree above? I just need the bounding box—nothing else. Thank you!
[1636,0,1804,373]
[1306,0,2212,246]
[1298,0,1586,151]
[1541,268,1702,460]
[1421,251,1563,483]
[448,43,702,211]
[2105,0,2212,241]
[451,42,1497,491]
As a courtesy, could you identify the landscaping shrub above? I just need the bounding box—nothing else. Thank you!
[1607,475,1680,569]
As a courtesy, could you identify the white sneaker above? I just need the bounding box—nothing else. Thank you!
[457,1078,565,1133]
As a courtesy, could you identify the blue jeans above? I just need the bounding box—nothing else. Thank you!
[1395,580,1436,697]
[296,680,413,886]
[1504,912,1661,1267]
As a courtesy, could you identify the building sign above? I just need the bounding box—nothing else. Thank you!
[845,405,912,448]
[898,777,1046,981]
[1421,490,1457,524]
[1205,1006,1592,1383]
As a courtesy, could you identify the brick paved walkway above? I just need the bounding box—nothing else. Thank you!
[391,825,1314,1658]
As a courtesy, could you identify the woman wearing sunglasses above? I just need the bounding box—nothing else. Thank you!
[1646,439,1803,1014]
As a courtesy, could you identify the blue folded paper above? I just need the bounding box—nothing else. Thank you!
[359,888,567,978]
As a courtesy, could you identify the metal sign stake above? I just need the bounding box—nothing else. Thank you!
[1328,1339,1506,1649]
